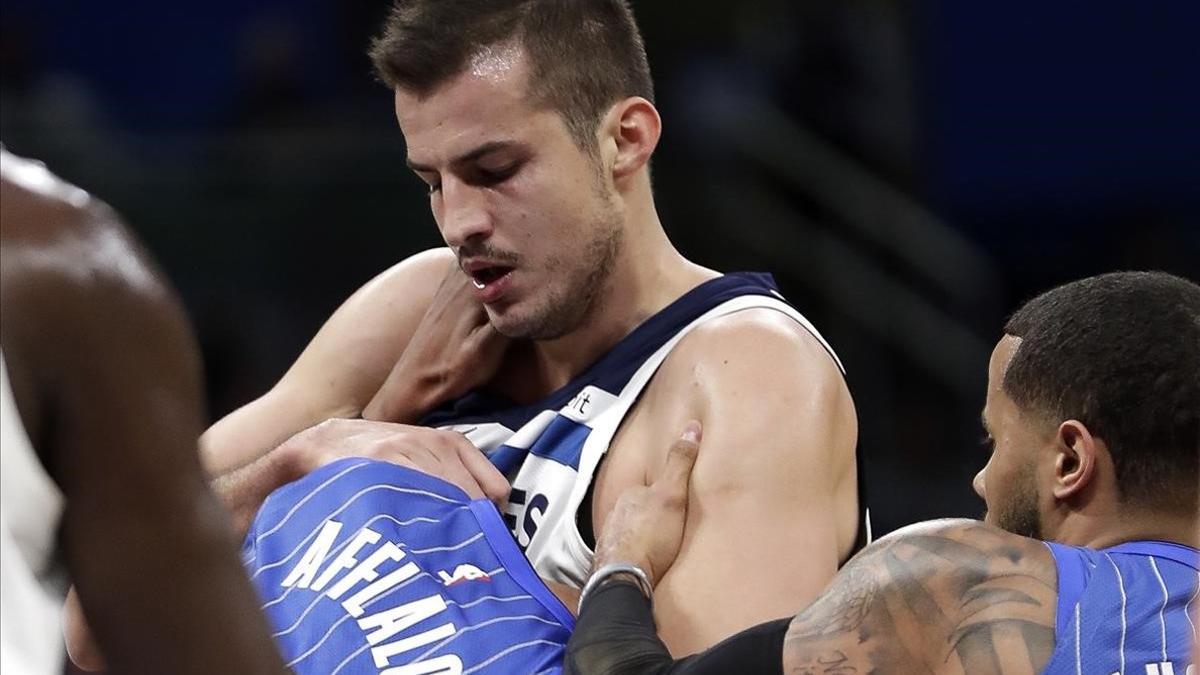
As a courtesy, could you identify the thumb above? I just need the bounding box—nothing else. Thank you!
[657,420,701,495]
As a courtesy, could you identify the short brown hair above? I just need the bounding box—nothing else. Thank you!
[369,0,655,148]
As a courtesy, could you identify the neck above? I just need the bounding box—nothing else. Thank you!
[1051,504,1199,550]
[531,193,716,391]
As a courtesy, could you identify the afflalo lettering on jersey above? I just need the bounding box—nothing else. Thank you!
[281,519,460,671]
[244,459,573,675]
[1042,540,1198,675]
[421,272,870,589]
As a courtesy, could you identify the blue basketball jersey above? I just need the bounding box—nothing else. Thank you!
[243,459,574,675]
[1043,540,1198,675]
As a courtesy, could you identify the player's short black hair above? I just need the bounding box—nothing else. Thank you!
[369,0,655,151]
[1003,271,1200,512]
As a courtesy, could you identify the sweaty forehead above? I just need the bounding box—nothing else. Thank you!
[468,42,523,85]
[988,335,1022,388]
[983,335,1023,423]
[393,49,547,165]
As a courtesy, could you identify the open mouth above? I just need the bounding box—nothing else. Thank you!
[469,265,513,289]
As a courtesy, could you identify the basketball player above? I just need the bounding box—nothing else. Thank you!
[203,0,868,655]
[565,271,1200,674]
[0,149,287,674]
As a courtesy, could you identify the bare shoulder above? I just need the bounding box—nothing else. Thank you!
[665,305,842,376]
[302,246,457,360]
[876,517,1050,547]
[348,246,456,309]
[615,305,856,485]
[783,518,1058,674]
[2,153,201,459]
[646,305,846,406]
[273,245,456,393]
[1,152,172,336]
[648,305,855,452]
[2,152,137,275]
[871,518,1056,583]
[1,150,95,238]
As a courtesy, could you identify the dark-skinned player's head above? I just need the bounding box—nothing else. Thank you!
[974,271,1200,539]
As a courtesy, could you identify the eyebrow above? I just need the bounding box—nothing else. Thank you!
[980,411,992,435]
[406,140,518,173]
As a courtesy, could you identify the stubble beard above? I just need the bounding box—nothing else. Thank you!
[989,464,1044,540]
[493,203,623,341]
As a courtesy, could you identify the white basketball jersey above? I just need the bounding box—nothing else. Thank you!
[0,354,66,674]
[423,274,870,588]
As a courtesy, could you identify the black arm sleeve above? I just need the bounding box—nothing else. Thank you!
[562,579,788,675]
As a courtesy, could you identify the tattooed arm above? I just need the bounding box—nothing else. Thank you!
[783,518,1057,675]
[565,518,1058,675]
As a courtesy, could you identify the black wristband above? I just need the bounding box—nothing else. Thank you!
[565,580,668,675]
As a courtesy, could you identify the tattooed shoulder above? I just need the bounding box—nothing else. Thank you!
[783,519,1057,674]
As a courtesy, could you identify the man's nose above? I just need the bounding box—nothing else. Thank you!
[972,466,987,500]
[438,179,494,248]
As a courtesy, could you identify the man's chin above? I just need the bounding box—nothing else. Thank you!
[487,309,548,341]
[994,513,1043,540]
[487,301,584,342]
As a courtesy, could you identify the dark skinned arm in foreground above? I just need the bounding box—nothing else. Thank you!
[1,176,287,674]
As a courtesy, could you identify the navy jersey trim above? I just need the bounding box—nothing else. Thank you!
[469,499,576,631]
[420,272,781,431]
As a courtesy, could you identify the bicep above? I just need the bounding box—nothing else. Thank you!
[652,486,842,655]
[201,247,455,474]
[650,423,847,654]
[648,314,858,654]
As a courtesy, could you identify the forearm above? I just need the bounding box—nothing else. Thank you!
[361,365,444,423]
[564,580,786,675]
[211,443,304,539]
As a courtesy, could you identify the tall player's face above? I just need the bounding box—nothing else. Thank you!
[395,45,623,340]
[973,336,1052,539]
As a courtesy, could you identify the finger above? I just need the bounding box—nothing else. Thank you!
[434,450,488,500]
[656,420,702,496]
[384,440,486,501]
[454,435,511,504]
[464,320,502,350]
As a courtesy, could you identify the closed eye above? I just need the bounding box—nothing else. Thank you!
[470,161,521,188]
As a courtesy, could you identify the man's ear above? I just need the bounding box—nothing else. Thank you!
[1051,419,1100,501]
[600,96,661,181]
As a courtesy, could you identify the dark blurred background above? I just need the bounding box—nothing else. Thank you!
[3,0,1197,537]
